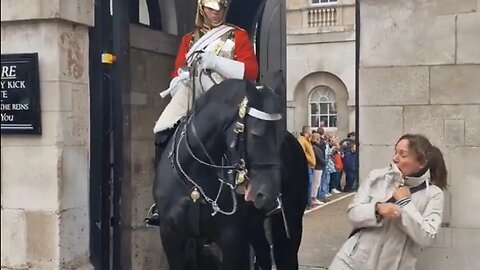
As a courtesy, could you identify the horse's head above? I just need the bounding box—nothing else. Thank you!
[191,79,283,211]
[224,86,283,211]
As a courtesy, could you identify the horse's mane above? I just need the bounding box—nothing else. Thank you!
[192,79,281,116]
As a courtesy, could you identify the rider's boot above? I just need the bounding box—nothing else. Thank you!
[144,128,176,228]
[154,128,174,168]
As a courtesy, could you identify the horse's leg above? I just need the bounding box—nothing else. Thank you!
[217,227,251,270]
[271,213,303,270]
[250,231,272,270]
[159,227,188,270]
[249,211,272,270]
[271,132,308,270]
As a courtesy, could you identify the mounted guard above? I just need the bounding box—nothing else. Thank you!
[146,0,259,227]
[143,2,309,269]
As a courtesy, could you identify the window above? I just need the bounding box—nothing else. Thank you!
[309,86,337,129]
[311,0,338,4]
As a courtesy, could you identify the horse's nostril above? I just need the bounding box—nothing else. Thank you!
[254,191,278,211]
[254,192,268,209]
[256,192,267,201]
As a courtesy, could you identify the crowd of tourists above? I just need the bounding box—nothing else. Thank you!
[298,126,358,209]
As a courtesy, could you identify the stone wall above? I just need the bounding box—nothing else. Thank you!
[1,0,93,269]
[359,0,480,269]
[120,24,178,270]
[286,0,356,136]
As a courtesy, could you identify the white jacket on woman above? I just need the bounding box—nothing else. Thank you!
[329,164,444,270]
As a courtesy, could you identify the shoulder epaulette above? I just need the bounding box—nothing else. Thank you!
[226,23,246,32]
[184,30,195,37]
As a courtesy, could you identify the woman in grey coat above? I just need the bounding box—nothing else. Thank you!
[330,134,447,270]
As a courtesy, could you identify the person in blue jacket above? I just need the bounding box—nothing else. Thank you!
[343,142,358,192]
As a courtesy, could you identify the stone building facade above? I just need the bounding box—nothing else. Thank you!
[286,0,356,137]
[359,0,480,269]
[1,0,178,269]
[1,0,94,269]
[1,0,479,270]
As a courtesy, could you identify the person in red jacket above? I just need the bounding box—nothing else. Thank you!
[146,0,259,227]
[171,0,258,81]
[153,0,259,140]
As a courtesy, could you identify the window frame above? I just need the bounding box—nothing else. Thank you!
[308,86,338,130]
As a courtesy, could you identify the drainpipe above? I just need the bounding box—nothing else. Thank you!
[355,1,360,182]
[111,0,131,269]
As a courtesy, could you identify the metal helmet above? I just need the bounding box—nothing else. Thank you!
[200,0,228,11]
[195,0,229,28]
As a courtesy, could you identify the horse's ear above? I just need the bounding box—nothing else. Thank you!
[259,70,285,96]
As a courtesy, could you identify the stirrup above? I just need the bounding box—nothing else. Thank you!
[144,204,160,228]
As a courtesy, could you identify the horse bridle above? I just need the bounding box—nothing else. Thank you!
[169,96,282,216]
[189,96,282,180]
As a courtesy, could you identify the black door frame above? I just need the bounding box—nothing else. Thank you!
[111,0,131,269]
[88,0,113,269]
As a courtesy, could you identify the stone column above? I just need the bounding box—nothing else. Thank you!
[359,0,480,269]
[1,0,93,269]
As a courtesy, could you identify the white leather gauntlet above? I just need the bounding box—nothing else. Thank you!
[159,69,190,98]
[200,52,245,79]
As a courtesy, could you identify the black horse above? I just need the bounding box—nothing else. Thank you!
[246,72,309,270]
[247,131,309,270]
[154,78,291,269]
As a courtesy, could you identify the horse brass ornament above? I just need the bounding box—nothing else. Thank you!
[238,97,248,118]
[236,169,247,184]
[235,159,248,185]
[191,187,201,202]
[234,97,248,134]
[234,122,244,134]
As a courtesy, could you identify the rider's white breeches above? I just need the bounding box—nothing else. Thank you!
[153,74,219,133]
[153,83,192,133]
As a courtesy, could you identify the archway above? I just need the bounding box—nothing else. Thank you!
[292,71,350,138]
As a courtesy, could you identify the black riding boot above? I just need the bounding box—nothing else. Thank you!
[145,128,176,228]
[154,130,170,169]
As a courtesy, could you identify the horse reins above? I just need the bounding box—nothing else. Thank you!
[175,50,286,217]
[169,95,283,216]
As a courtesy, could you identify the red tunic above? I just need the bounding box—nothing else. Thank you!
[171,27,259,80]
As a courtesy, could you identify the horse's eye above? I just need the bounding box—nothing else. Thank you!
[251,120,267,136]
[251,126,265,137]
[251,132,262,142]
[250,129,264,143]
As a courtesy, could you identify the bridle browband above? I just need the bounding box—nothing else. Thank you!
[169,95,282,216]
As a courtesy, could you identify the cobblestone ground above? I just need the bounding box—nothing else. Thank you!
[298,193,354,269]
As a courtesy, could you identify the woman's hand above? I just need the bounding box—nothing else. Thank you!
[376,203,401,219]
[393,186,411,201]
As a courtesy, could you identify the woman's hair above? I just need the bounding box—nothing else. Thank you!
[396,134,448,190]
